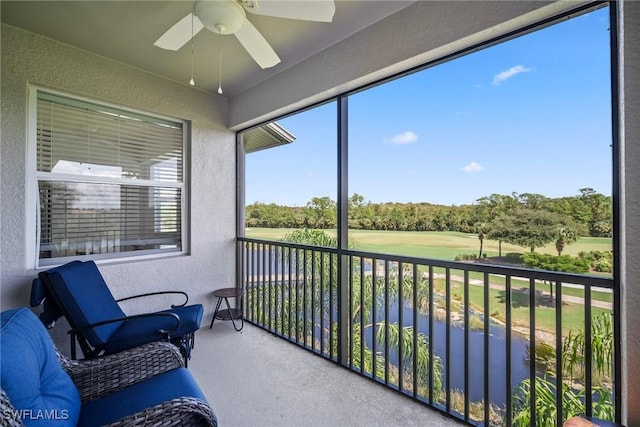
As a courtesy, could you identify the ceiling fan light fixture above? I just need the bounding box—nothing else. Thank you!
[156,0,335,72]
[195,0,246,35]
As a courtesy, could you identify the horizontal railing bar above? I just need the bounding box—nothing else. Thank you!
[239,237,339,254]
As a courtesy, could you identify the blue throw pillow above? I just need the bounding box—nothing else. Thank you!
[0,308,80,426]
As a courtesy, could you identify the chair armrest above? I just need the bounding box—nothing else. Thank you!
[58,342,185,403]
[116,291,189,308]
[74,311,181,338]
[105,397,217,427]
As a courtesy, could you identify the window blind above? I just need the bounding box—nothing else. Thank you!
[35,91,185,265]
[36,94,183,180]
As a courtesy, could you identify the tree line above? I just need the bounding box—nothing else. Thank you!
[246,188,612,241]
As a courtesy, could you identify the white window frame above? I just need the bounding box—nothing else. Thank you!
[26,85,190,269]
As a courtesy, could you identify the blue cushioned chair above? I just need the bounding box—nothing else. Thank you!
[33,260,203,362]
[0,307,217,427]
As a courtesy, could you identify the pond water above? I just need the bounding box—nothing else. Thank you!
[366,303,533,407]
[244,248,536,408]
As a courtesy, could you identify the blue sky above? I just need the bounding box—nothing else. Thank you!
[245,6,611,207]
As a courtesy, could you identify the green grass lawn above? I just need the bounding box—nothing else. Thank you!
[435,278,609,334]
[245,227,612,259]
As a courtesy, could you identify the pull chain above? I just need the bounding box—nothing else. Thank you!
[189,9,195,86]
[217,31,223,95]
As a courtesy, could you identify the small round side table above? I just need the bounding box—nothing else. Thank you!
[209,287,243,331]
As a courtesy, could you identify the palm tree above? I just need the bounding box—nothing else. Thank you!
[280,229,444,400]
[511,312,614,426]
[555,235,566,256]
[555,225,578,256]
[350,270,443,400]
[473,222,487,258]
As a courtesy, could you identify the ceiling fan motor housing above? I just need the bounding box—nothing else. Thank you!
[155,0,333,69]
[195,0,246,35]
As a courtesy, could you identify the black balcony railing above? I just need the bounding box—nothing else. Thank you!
[237,237,618,426]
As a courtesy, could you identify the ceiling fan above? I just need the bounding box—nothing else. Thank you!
[154,0,336,70]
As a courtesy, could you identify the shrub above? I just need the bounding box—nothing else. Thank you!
[455,253,478,261]
[505,253,523,263]
[521,252,590,274]
[577,250,613,273]
[594,258,612,272]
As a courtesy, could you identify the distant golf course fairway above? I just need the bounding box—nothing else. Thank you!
[245,228,612,260]
[245,228,613,335]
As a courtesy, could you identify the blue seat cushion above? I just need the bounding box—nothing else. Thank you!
[0,308,81,426]
[30,277,64,327]
[78,367,211,427]
[103,304,203,354]
[42,261,125,347]
[164,304,204,338]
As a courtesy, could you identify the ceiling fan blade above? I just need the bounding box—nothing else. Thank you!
[243,0,335,23]
[154,12,205,51]
[234,20,281,69]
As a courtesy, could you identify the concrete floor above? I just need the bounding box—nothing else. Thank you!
[190,320,464,427]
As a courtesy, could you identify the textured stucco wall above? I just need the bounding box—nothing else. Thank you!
[0,24,236,344]
[620,1,640,424]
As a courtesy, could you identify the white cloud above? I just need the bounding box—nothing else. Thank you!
[492,65,532,85]
[462,161,484,173]
[386,131,418,145]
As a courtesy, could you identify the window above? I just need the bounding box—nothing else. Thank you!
[347,5,612,261]
[242,5,612,268]
[29,88,187,267]
[243,101,337,245]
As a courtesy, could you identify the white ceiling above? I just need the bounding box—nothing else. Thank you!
[0,1,415,97]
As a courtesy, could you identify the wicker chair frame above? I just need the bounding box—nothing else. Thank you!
[2,341,216,427]
[0,389,24,427]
